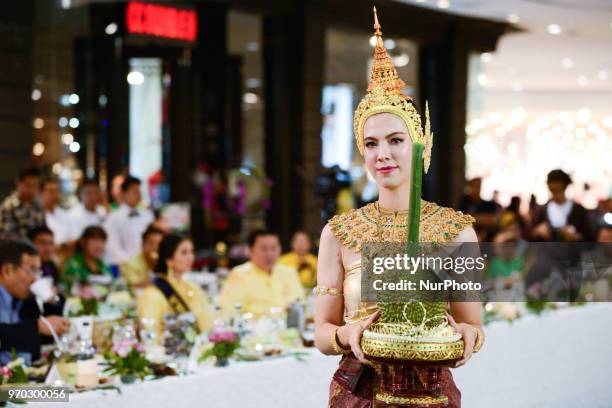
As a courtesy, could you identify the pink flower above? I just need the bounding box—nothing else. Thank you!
[1,367,12,380]
[80,285,94,300]
[112,345,129,358]
[135,343,144,353]
[209,330,237,343]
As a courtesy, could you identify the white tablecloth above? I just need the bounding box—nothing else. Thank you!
[34,303,612,408]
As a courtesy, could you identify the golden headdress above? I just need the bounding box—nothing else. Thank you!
[353,7,433,173]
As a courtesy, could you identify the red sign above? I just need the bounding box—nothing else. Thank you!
[126,1,197,43]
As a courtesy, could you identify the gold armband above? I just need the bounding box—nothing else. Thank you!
[314,286,343,296]
[471,325,484,353]
[331,327,351,355]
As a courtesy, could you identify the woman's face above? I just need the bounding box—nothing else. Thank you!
[84,237,106,260]
[363,113,413,190]
[167,239,195,274]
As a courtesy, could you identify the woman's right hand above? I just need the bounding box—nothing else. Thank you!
[337,311,380,363]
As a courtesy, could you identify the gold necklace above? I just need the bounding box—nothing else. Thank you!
[375,202,408,242]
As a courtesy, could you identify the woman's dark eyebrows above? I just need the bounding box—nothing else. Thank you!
[384,132,405,138]
[364,132,405,140]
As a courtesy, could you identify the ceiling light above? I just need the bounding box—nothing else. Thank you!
[69,93,79,104]
[105,22,118,35]
[69,118,79,128]
[437,0,450,9]
[547,24,562,35]
[393,53,410,67]
[127,71,144,85]
[561,58,573,69]
[31,89,41,101]
[32,118,44,129]
[577,76,588,86]
[243,92,259,104]
[33,143,45,156]
[60,94,71,107]
[384,39,396,49]
[507,14,520,24]
[477,73,489,87]
[69,141,81,153]
[61,133,73,145]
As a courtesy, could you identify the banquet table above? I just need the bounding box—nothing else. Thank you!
[32,303,612,408]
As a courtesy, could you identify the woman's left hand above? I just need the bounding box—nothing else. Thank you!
[445,311,478,368]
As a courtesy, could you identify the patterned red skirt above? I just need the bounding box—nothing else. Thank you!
[328,355,461,408]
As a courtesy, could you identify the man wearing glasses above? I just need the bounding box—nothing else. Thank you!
[0,240,69,365]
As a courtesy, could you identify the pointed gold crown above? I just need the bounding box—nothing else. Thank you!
[354,7,433,173]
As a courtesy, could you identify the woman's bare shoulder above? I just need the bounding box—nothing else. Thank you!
[452,226,478,243]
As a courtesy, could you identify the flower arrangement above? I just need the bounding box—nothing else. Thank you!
[199,330,240,366]
[103,339,150,382]
[0,354,27,385]
[0,354,28,406]
[66,296,100,317]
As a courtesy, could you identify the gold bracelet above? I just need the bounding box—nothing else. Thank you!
[331,327,351,355]
[314,286,343,296]
[471,325,484,353]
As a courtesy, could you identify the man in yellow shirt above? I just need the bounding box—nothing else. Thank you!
[121,226,164,289]
[219,230,304,318]
[279,230,317,288]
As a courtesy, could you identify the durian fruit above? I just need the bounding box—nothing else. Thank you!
[378,301,446,329]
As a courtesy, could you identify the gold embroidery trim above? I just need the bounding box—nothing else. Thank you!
[375,392,449,406]
[360,336,464,361]
[328,381,343,408]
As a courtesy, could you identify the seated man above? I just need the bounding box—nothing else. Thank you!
[121,225,164,289]
[0,240,70,365]
[279,230,318,288]
[27,226,60,284]
[219,230,304,318]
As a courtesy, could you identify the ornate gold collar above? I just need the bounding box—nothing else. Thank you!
[328,200,474,252]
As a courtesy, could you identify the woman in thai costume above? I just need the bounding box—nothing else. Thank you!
[314,8,484,408]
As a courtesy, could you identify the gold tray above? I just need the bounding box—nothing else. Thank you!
[361,322,464,362]
[362,337,464,361]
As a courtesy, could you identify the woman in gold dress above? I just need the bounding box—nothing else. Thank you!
[314,8,484,408]
[137,234,213,339]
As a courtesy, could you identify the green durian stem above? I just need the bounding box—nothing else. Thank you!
[408,143,424,244]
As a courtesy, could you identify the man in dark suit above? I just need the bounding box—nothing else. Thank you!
[527,170,594,300]
[0,240,69,365]
[531,169,593,242]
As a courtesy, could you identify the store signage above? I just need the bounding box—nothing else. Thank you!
[126,1,197,43]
